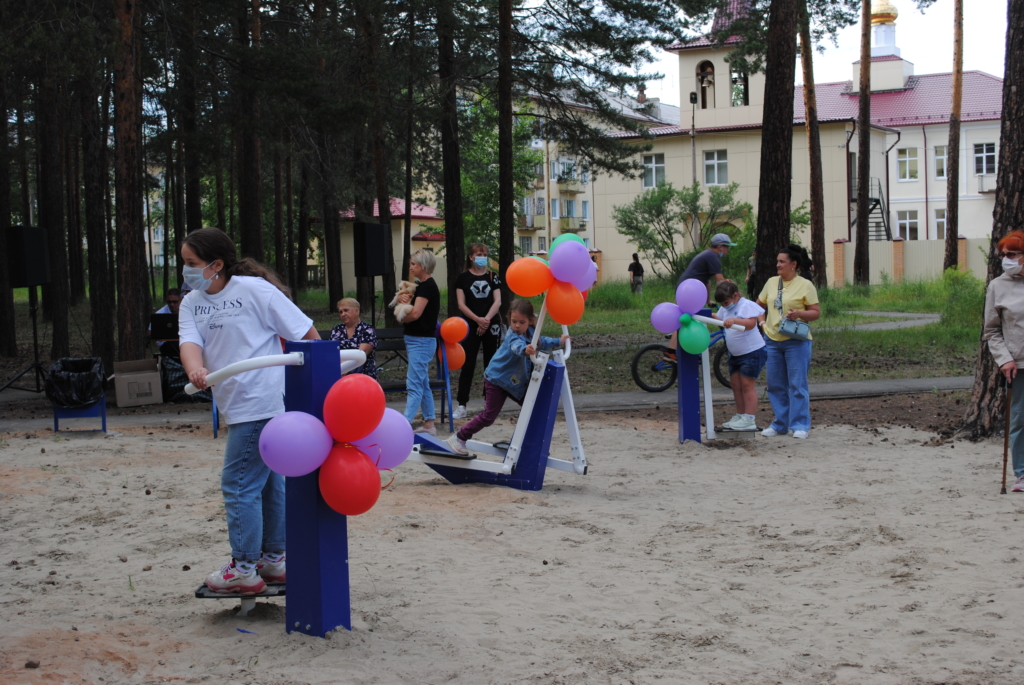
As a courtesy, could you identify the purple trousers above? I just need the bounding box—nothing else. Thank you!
[457,380,520,441]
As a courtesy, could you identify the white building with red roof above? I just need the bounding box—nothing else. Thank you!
[591,0,1002,285]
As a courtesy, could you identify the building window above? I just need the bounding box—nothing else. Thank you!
[897,210,919,240]
[551,198,559,218]
[704,150,728,185]
[642,153,665,188]
[731,69,748,107]
[520,197,530,215]
[975,143,996,175]
[153,253,165,266]
[152,227,164,243]
[697,61,715,109]
[519,236,532,254]
[535,197,544,215]
[581,170,590,184]
[934,145,947,179]
[564,199,576,218]
[897,148,919,181]
[935,208,946,240]
[582,238,591,248]
[560,161,575,180]
[538,236,547,252]
[582,200,589,219]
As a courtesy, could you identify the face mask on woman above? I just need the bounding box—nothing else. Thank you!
[1003,257,1023,277]
[182,264,215,292]
[474,256,489,268]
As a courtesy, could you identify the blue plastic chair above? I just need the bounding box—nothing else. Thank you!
[53,394,107,433]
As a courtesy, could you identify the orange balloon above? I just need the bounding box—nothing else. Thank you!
[546,280,585,325]
[440,317,469,344]
[506,258,554,297]
[445,343,466,371]
[322,374,386,443]
[319,444,381,516]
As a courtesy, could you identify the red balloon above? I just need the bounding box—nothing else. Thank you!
[319,444,381,516]
[546,280,585,325]
[440,317,469,344]
[445,343,466,370]
[323,374,386,443]
[581,289,589,302]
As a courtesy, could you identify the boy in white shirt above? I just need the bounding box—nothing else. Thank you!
[713,281,766,431]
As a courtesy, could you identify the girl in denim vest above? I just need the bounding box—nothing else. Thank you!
[447,299,568,454]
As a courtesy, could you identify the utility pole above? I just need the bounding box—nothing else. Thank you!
[690,91,698,185]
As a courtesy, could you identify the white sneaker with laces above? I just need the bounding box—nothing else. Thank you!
[761,427,782,437]
[722,414,744,429]
[257,555,286,583]
[446,433,469,455]
[205,560,266,595]
[793,430,809,439]
[452,405,467,419]
[732,416,757,431]
[1013,475,1024,492]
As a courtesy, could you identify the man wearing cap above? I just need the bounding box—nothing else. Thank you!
[678,233,737,305]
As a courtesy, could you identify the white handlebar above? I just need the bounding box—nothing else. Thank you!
[184,349,367,395]
[691,313,746,332]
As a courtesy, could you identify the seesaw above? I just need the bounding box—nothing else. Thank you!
[184,344,365,628]
[406,300,587,492]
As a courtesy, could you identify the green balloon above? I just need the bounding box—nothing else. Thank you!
[678,320,711,355]
[528,255,549,266]
[678,313,692,325]
[550,233,586,255]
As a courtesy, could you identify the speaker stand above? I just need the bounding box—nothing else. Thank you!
[0,286,48,395]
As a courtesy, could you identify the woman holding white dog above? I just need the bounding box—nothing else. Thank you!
[398,249,441,434]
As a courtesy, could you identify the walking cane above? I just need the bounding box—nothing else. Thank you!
[1002,375,1011,495]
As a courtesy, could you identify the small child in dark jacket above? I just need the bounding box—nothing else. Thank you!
[447,299,568,454]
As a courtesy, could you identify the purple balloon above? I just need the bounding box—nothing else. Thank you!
[676,278,707,315]
[352,408,414,470]
[549,241,591,284]
[569,260,597,291]
[651,302,683,334]
[259,411,334,477]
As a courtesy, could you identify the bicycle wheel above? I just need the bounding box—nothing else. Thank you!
[631,344,676,393]
[712,342,732,389]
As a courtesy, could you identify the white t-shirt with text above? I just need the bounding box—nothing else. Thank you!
[716,298,766,357]
[178,276,313,426]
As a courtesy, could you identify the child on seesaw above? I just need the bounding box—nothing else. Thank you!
[713,280,766,431]
[447,299,569,455]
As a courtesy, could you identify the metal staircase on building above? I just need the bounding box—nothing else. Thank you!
[849,177,892,241]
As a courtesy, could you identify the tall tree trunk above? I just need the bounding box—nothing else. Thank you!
[297,158,310,290]
[285,135,294,287]
[799,2,827,289]
[182,0,203,234]
[164,123,173,292]
[944,0,964,270]
[65,114,85,304]
[229,134,237,239]
[16,101,32,225]
[114,0,147,361]
[0,71,17,356]
[238,0,264,260]
[273,143,284,275]
[213,88,227,231]
[853,0,872,285]
[497,0,514,319]
[103,74,115,291]
[402,9,415,283]
[438,0,465,316]
[81,71,116,373]
[174,137,186,285]
[957,0,1024,439]
[322,189,344,308]
[37,71,70,359]
[752,0,799,297]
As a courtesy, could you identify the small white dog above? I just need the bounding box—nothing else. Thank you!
[389,280,418,322]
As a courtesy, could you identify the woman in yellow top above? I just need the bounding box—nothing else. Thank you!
[756,245,820,439]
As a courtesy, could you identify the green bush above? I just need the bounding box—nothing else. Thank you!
[584,280,635,310]
[940,267,984,329]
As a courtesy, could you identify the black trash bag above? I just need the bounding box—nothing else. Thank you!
[161,355,212,403]
[45,357,105,409]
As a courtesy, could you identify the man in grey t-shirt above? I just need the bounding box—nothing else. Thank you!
[666,233,736,358]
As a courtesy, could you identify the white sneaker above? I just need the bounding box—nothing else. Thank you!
[793,430,808,440]
[446,433,469,455]
[761,427,782,437]
[722,414,744,429]
[732,416,757,431]
[452,405,467,419]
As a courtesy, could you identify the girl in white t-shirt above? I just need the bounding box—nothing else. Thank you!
[178,228,320,595]
[713,281,766,431]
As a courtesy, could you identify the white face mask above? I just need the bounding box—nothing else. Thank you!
[1004,257,1023,276]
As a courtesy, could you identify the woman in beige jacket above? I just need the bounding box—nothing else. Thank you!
[983,230,1024,491]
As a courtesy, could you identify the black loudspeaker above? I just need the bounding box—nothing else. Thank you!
[6,225,51,288]
[353,222,389,278]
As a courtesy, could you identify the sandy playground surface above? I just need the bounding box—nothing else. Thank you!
[2,410,1024,685]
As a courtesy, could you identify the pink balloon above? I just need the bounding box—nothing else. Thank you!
[259,411,334,477]
[651,302,683,334]
[351,408,414,470]
[676,278,707,315]
[549,241,591,284]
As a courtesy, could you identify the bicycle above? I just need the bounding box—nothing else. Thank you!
[631,329,731,393]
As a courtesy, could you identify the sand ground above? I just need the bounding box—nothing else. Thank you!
[2,412,1023,685]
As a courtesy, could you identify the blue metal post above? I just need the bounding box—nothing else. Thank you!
[283,340,350,637]
[677,308,712,444]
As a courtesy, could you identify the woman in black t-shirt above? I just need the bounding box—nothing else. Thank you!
[397,249,441,434]
[453,243,502,418]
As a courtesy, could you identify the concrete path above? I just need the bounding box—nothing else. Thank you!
[834,311,940,332]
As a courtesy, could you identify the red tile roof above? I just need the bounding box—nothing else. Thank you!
[340,198,440,220]
[412,231,445,242]
[667,0,748,51]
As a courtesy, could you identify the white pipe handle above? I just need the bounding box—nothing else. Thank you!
[338,349,367,375]
[561,324,571,360]
[691,313,745,332]
[185,352,305,395]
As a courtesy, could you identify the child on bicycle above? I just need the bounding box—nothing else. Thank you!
[447,299,568,454]
[713,281,766,431]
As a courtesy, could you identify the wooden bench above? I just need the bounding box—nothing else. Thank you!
[318,327,453,432]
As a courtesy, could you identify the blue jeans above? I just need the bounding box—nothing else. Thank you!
[1011,377,1024,477]
[222,418,286,561]
[765,338,813,433]
[403,335,437,423]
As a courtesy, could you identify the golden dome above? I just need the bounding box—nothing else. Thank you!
[871,0,899,25]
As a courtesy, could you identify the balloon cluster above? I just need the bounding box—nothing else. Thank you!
[438,317,468,370]
[258,374,414,516]
[650,278,712,355]
[504,234,596,325]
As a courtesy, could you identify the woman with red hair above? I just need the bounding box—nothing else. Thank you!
[984,230,1024,491]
